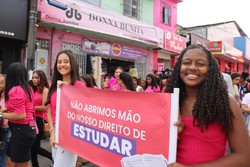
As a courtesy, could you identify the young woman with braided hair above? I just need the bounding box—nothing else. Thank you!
[167,44,250,167]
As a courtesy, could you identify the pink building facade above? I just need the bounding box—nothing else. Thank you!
[35,0,185,84]
[36,0,167,83]
[153,0,186,71]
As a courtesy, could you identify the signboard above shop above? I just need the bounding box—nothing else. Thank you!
[165,30,186,54]
[210,41,243,62]
[82,38,142,60]
[38,0,164,48]
[0,0,29,42]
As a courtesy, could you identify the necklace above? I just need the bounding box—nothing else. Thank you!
[62,80,71,84]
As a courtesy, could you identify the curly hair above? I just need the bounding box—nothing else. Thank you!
[33,70,49,93]
[145,74,159,90]
[166,44,234,132]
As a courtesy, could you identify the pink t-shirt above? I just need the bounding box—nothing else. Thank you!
[144,85,160,92]
[177,117,227,165]
[5,86,35,124]
[107,76,122,91]
[48,81,86,124]
[34,91,46,119]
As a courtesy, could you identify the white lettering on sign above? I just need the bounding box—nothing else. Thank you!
[0,30,15,36]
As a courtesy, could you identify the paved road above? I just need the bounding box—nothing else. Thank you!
[38,139,53,167]
[38,139,99,167]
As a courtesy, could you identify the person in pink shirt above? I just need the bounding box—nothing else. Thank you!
[167,44,250,167]
[30,70,52,167]
[144,74,160,92]
[102,66,123,91]
[0,62,36,167]
[45,50,86,167]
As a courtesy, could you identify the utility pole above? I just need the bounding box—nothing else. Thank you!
[26,0,38,71]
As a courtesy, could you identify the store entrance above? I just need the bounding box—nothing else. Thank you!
[101,57,135,75]
[0,40,21,74]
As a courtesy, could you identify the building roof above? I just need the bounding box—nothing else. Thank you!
[180,21,247,37]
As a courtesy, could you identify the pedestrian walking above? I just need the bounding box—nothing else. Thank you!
[1,62,36,167]
[46,50,86,167]
[30,70,53,167]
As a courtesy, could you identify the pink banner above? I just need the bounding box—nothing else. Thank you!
[165,30,186,54]
[37,0,164,48]
[57,86,178,167]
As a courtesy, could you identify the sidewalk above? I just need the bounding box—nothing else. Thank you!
[39,139,99,167]
[38,139,53,167]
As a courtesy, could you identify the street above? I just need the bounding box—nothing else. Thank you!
[38,139,53,167]
[38,139,99,167]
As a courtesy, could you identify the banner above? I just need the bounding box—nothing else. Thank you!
[82,38,142,60]
[37,0,164,48]
[56,86,179,167]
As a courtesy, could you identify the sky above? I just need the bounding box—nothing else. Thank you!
[177,0,250,37]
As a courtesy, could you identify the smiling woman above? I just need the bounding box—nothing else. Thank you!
[45,50,86,167]
[167,44,250,167]
[180,48,209,88]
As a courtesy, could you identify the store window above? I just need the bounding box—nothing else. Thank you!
[162,5,171,25]
[79,0,101,7]
[123,0,140,19]
[36,38,49,50]
[62,42,87,76]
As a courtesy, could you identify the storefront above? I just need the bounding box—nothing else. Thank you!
[0,0,29,73]
[185,33,209,48]
[36,0,164,84]
[234,36,250,73]
[158,30,186,71]
[209,41,244,73]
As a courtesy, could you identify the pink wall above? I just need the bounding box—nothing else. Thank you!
[238,63,243,73]
[153,0,178,33]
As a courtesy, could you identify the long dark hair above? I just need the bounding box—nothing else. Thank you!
[46,50,80,105]
[33,70,49,93]
[166,44,233,132]
[119,72,135,91]
[160,73,170,92]
[145,74,159,90]
[5,62,32,102]
[81,74,95,88]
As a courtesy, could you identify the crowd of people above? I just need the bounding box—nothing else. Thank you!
[0,44,249,167]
